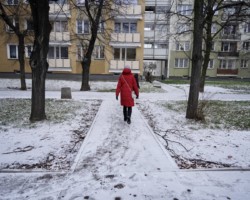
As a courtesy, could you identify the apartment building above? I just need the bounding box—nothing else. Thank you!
[0,0,144,75]
[143,0,170,78]
[0,0,249,78]
[168,0,250,78]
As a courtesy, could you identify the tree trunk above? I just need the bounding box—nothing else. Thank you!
[18,34,27,90]
[200,2,214,93]
[81,58,91,91]
[186,0,204,119]
[80,0,104,91]
[29,0,51,122]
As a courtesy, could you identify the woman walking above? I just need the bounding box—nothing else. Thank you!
[116,65,139,124]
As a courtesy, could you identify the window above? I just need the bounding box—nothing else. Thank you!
[76,0,85,5]
[94,46,104,59]
[244,23,250,33]
[177,4,192,15]
[7,44,18,59]
[211,24,217,33]
[98,21,104,33]
[222,25,237,35]
[144,23,154,31]
[241,60,248,68]
[243,42,250,51]
[76,46,87,61]
[48,46,68,59]
[208,59,214,69]
[114,48,136,61]
[25,45,33,58]
[156,6,170,14]
[175,58,189,68]
[154,43,168,49]
[176,41,190,51]
[6,18,18,32]
[221,42,237,52]
[177,23,190,33]
[115,22,137,33]
[220,60,236,69]
[145,6,155,13]
[77,20,89,34]
[52,21,68,32]
[7,0,18,5]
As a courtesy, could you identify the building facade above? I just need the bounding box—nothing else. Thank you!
[0,0,144,75]
[0,0,250,78]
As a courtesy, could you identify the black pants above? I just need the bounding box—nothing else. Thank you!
[123,106,132,119]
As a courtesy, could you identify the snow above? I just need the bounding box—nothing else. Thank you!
[0,78,250,199]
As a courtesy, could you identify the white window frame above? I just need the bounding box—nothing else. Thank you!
[220,59,237,69]
[77,20,89,34]
[115,22,137,33]
[114,48,136,61]
[94,46,104,59]
[208,59,214,69]
[7,44,18,59]
[177,4,192,16]
[221,42,237,52]
[76,46,87,61]
[243,42,250,51]
[25,45,33,58]
[211,23,217,34]
[241,60,248,68]
[52,20,68,33]
[48,46,69,59]
[175,58,189,68]
[6,18,17,32]
[176,41,190,51]
[244,22,250,33]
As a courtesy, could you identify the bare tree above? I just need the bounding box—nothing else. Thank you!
[200,0,250,92]
[186,0,204,119]
[0,0,32,90]
[28,0,52,121]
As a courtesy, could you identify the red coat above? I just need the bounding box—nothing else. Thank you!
[116,68,139,107]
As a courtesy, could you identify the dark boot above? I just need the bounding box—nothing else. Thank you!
[127,107,132,124]
[123,106,128,121]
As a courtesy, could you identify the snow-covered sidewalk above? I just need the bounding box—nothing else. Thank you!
[1,79,250,199]
[1,98,250,199]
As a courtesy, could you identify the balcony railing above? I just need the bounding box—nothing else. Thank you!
[110,60,139,71]
[50,32,70,41]
[49,3,70,15]
[144,48,168,59]
[218,52,239,57]
[217,69,238,75]
[48,59,70,69]
[111,33,140,43]
[220,34,241,40]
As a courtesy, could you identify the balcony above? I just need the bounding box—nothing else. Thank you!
[109,60,140,72]
[110,33,141,47]
[113,5,142,20]
[217,69,238,75]
[218,52,239,57]
[220,34,241,40]
[48,59,71,71]
[49,3,70,17]
[144,48,168,59]
[50,32,70,41]
[145,13,167,21]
